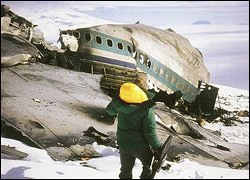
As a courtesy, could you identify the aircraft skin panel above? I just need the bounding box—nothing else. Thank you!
[91,24,204,70]
[65,25,204,77]
[128,26,210,83]
[78,41,198,102]
[137,59,198,102]
[132,37,205,82]
[83,52,136,70]
[1,63,248,167]
[77,46,136,69]
[78,29,133,58]
[155,104,249,167]
[1,63,117,161]
[80,36,198,102]
[90,25,206,73]
[143,27,210,83]
[60,23,210,103]
[129,24,203,65]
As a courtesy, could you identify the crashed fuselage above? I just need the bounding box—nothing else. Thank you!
[58,24,211,104]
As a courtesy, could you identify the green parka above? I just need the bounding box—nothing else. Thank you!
[105,96,161,150]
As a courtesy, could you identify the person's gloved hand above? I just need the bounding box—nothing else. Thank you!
[141,99,156,108]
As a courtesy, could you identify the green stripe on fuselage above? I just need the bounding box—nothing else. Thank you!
[80,30,133,57]
[80,30,198,102]
[135,51,198,102]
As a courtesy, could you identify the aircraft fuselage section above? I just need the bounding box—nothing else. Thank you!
[59,24,210,103]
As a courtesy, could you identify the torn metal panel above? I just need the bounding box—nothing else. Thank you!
[1,32,42,67]
[1,145,28,160]
[155,104,249,169]
[1,63,117,161]
[56,23,218,114]
[1,4,36,41]
[1,32,41,57]
[1,4,43,68]
[1,63,248,168]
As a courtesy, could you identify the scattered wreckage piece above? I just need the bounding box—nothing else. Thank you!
[56,23,219,115]
[1,4,219,116]
[1,145,28,160]
[1,32,42,67]
[63,105,249,169]
[1,4,34,40]
[1,63,117,161]
[1,4,43,68]
[1,63,249,169]
[83,126,117,148]
[154,104,249,169]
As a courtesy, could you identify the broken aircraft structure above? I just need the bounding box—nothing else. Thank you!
[1,4,43,67]
[55,23,219,115]
[1,4,248,169]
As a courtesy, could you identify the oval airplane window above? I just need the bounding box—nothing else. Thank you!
[73,31,80,39]
[127,46,132,54]
[171,76,176,84]
[117,42,123,50]
[146,59,151,68]
[165,72,171,81]
[190,91,195,97]
[107,39,113,47]
[139,54,144,64]
[84,33,91,41]
[133,51,137,58]
[181,83,186,92]
[153,63,158,73]
[186,87,191,95]
[176,80,181,89]
[96,35,102,44]
[159,68,165,77]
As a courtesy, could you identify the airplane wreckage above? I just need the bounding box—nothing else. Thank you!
[1,5,249,169]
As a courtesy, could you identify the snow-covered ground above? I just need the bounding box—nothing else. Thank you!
[1,85,249,179]
[204,84,249,145]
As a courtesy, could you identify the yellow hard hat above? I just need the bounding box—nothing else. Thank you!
[119,82,148,103]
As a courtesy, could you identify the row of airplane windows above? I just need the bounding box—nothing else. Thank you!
[83,32,133,55]
[137,54,195,97]
[63,29,200,69]
[131,26,201,69]
[60,30,133,54]
[80,31,195,97]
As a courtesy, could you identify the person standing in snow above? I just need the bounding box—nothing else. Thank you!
[105,80,162,179]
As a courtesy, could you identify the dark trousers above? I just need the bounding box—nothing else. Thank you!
[119,146,153,179]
